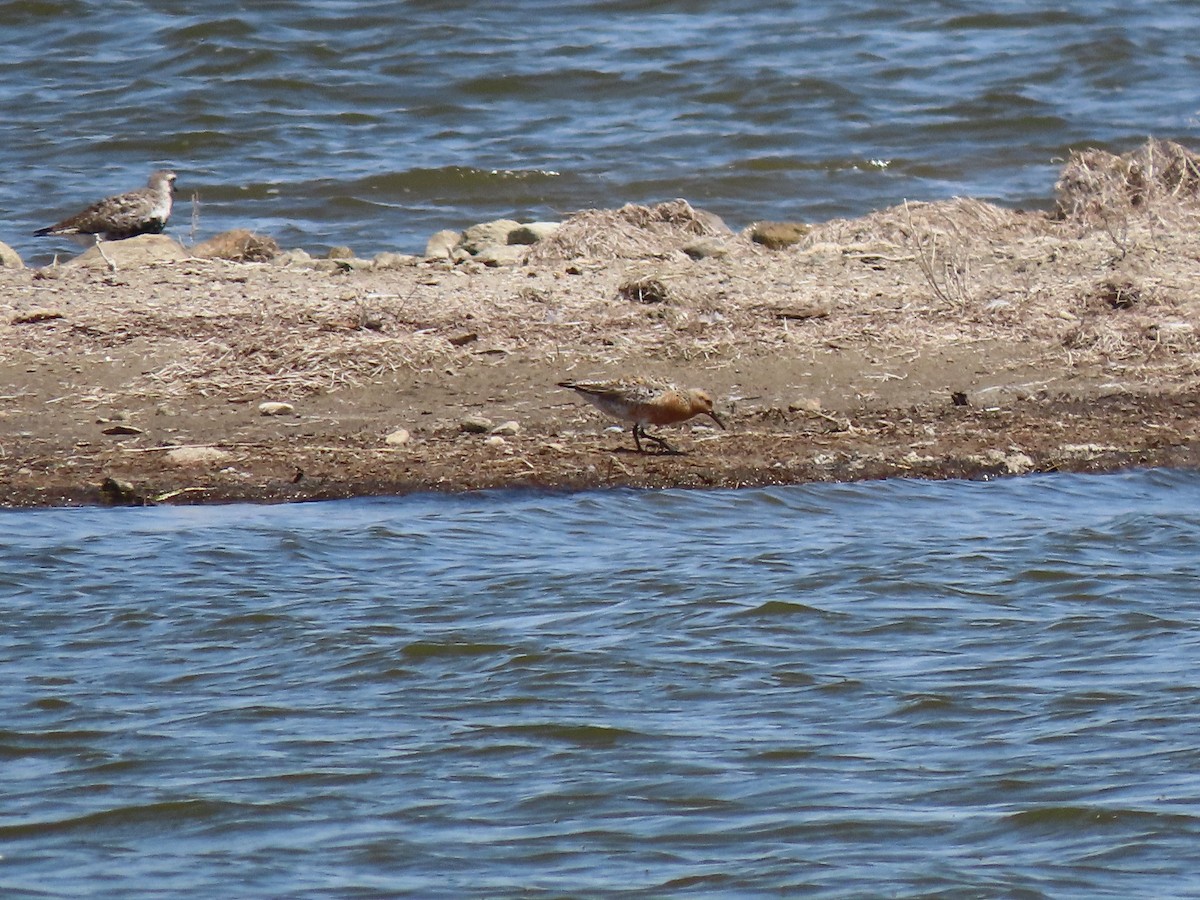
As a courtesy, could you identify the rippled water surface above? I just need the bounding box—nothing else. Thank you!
[4,470,1200,896]
[3,1,1199,262]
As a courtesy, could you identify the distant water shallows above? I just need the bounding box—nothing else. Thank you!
[3,471,1200,896]
[3,0,1200,263]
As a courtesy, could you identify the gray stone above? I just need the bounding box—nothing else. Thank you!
[473,245,526,267]
[682,239,730,260]
[384,428,411,446]
[459,219,522,254]
[490,420,520,436]
[0,240,24,268]
[508,222,560,245]
[67,234,188,270]
[749,221,810,249]
[460,415,493,434]
[258,401,295,417]
[166,446,230,466]
[692,206,733,235]
[273,248,316,267]
[424,229,461,259]
[373,251,420,269]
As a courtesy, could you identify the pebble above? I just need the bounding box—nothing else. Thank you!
[460,415,493,434]
[373,252,419,270]
[258,401,295,417]
[459,219,522,254]
[507,222,560,244]
[490,420,520,436]
[484,435,507,448]
[750,221,811,249]
[101,424,144,436]
[424,229,461,259]
[384,428,411,446]
[681,239,730,260]
[166,446,230,466]
[472,245,527,267]
[0,240,24,268]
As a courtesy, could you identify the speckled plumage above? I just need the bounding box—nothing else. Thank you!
[558,377,725,452]
[34,170,177,244]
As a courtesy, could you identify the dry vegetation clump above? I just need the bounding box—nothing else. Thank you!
[527,199,735,261]
[192,229,280,262]
[617,276,671,304]
[1054,138,1200,223]
[801,198,1043,310]
[803,197,1033,249]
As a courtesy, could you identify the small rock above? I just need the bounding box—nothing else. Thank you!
[384,428,411,446]
[950,391,970,407]
[460,415,493,434]
[459,219,522,254]
[473,245,526,267]
[67,234,188,270]
[326,246,355,259]
[448,332,478,347]
[484,435,507,448]
[273,248,316,267]
[425,229,461,259]
[681,239,729,261]
[508,222,560,245]
[750,221,810,250]
[1003,452,1034,474]
[788,398,822,413]
[166,446,230,466]
[101,424,144,436]
[373,251,419,269]
[691,206,733,234]
[99,476,141,506]
[490,420,520,436]
[258,401,295,417]
[0,240,25,268]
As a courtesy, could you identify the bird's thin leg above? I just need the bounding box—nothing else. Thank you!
[642,428,678,454]
[94,235,116,272]
[632,424,644,452]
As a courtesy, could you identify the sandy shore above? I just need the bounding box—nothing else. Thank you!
[3,144,1200,507]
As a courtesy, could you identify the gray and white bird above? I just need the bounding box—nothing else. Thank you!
[34,169,178,245]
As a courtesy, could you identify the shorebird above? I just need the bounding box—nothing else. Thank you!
[558,377,726,453]
[34,169,178,268]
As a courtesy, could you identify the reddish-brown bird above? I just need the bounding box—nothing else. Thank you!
[558,377,726,452]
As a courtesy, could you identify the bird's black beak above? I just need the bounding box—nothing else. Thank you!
[707,411,726,430]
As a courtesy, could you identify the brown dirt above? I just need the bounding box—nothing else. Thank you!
[3,140,1200,507]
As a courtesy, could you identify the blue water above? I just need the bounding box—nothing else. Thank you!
[2,1,1199,263]
[3,470,1200,896]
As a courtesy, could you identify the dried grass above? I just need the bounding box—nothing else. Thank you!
[1055,138,1200,223]
[804,197,1031,248]
[527,199,732,261]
